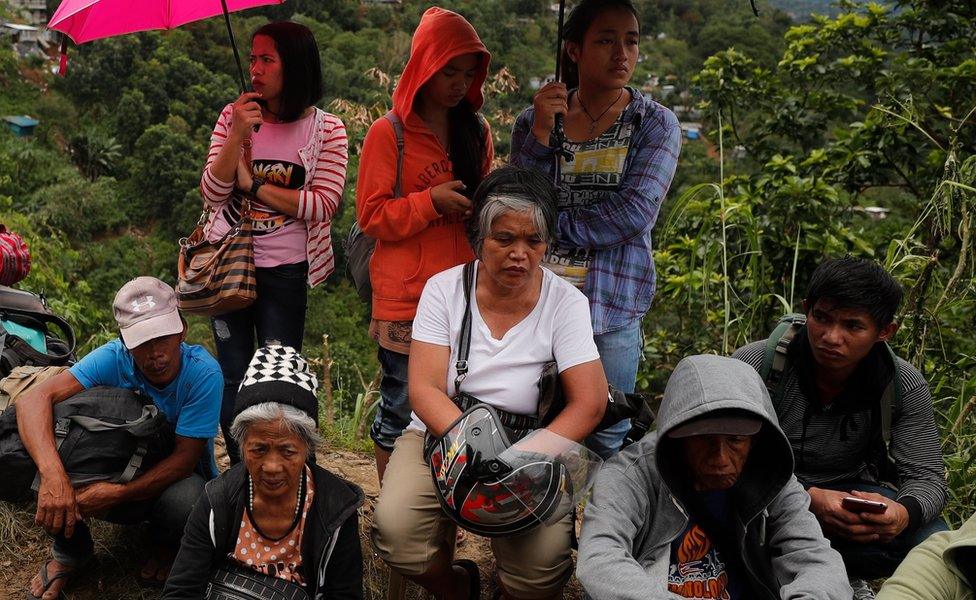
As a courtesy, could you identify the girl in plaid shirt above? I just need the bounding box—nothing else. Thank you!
[511,0,681,457]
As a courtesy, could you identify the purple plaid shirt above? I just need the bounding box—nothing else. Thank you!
[510,89,681,334]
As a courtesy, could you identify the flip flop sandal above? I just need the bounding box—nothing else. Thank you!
[26,561,72,600]
[452,559,480,600]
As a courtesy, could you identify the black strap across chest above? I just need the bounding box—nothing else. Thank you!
[452,262,539,435]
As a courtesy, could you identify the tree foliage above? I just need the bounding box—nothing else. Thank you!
[0,0,972,521]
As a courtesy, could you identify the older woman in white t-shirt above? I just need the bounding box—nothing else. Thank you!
[370,167,608,600]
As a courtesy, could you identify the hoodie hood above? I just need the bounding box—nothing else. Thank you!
[392,7,490,123]
[656,354,795,517]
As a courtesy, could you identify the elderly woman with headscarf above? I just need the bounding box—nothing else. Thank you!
[163,346,364,600]
[371,166,609,600]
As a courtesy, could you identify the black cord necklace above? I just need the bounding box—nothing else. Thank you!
[577,88,624,136]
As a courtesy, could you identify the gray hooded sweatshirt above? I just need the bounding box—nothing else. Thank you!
[577,355,852,600]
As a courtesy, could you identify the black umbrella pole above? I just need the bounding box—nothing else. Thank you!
[551,0,572,177]
[554,0,566,82]
[220,0,248,92]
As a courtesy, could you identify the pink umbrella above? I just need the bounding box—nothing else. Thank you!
[49,0,284,87]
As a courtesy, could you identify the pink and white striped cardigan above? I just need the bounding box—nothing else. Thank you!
[200,104,348,288]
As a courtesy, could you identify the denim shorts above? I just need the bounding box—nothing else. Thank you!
[370,346,413,451]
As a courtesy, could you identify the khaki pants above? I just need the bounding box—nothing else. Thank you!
[371,430,574,598]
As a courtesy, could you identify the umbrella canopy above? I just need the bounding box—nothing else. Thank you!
[49,0,283,88]
[48,0,281,44]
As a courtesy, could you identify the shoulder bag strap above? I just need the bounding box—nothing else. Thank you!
[880,343,900,453]
[193,135,255,239]
[383,111,405,198]
[762,316,805,403]
[454,262,476,392]
[239,137,254,219]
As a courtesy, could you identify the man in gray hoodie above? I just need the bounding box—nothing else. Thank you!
[577,354,851,600]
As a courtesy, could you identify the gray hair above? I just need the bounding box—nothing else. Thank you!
[230,402,322,458]
[472,193,553,257]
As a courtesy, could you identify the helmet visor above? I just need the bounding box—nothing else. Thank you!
[498,428,603,522]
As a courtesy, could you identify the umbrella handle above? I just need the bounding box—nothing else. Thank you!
[219,0,259,133]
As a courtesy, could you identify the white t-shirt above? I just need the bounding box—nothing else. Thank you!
[407,262,601,433]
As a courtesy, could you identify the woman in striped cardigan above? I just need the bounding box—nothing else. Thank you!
[199,21,347,464]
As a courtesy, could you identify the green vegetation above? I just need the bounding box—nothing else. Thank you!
[0,0,973,528]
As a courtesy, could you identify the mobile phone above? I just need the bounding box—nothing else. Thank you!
[842,496,888,514]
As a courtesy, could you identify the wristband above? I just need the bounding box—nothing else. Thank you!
[249,176,264,198]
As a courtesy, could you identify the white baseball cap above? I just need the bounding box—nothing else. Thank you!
[113,277,184,349]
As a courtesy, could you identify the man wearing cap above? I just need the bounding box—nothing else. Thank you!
[18,276,222,599]
[577,354,851,600]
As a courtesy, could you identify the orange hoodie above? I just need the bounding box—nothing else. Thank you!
[356,7,493,321]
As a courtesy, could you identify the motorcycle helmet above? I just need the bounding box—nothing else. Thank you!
[424,403,602,537]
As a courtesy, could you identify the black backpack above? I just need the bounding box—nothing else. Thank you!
[0,285,75,378]
[0,386,174,502]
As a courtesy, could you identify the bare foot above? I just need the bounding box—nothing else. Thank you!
[28,559,74,600]
[139,544,176,584]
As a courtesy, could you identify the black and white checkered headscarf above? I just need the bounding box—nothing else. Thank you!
[233,345,318,422]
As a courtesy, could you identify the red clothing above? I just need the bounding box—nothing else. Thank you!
[356,7,493,321]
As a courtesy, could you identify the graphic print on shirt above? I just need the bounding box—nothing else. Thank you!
[668,523,732,599]
[221,159,307,236]
[543,118,633,289]
[414,158,468,229]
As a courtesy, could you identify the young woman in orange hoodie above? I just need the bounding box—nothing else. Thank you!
[356,7,493,482]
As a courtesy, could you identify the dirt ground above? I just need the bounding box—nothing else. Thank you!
[0,440,585,600]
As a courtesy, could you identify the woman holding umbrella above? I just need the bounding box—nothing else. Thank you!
[510,0,682,459]
[200,21,348,464]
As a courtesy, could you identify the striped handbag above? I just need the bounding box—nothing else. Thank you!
[177,140,257,316]
[176,199,256,316]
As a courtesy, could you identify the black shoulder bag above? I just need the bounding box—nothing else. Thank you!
[205,559,310,600]
[451,262,539,440]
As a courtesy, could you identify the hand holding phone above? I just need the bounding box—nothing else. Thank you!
[842,496,888,514]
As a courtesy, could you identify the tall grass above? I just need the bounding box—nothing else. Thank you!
[654,100,976,524]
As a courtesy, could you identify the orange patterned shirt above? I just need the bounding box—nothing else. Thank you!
[231,466,315,585]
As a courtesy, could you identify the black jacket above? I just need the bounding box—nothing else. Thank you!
[163,462,364,600]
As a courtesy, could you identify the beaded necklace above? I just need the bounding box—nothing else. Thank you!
[246,467,306,541]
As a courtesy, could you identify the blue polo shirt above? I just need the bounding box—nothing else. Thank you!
[69,339,223,479]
